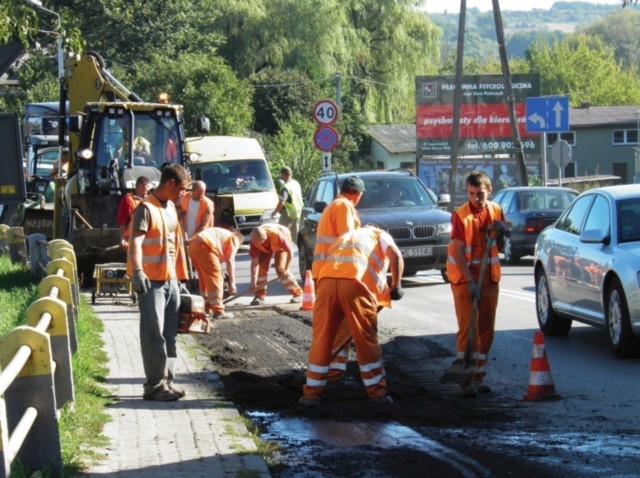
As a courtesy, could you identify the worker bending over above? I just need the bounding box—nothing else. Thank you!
[249,223,302,306]
[188,227,242,319]
[300,226,404,409]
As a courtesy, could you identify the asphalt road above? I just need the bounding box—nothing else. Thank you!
[229,251,640,476]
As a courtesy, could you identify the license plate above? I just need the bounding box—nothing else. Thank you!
[401,246,433,257]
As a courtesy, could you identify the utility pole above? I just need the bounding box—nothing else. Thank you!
[448,0,466,211]
[492,0,528,186]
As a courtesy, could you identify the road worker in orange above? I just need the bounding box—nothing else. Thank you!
[187,227,243,320]
[311,176,364,379]
[299,226,404,408]
[128,164,191,401]
[446,170,506,398]
[249,223,302,305]
[117,176,151,251]
[178,180,214,238]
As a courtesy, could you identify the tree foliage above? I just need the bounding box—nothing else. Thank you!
[525,34,640,106]
[581,8,640,70]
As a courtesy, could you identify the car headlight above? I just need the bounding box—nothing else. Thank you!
[437,223,452,235]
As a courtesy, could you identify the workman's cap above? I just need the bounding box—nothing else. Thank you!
[340,176,365,193]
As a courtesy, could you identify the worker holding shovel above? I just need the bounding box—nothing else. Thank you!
[445,171,506,398]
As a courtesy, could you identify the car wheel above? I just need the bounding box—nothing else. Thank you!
[503,236,520,265]
[606,278,640,358]
[298,241,312,282]
[440,268,450,284]
[536,269,571,336]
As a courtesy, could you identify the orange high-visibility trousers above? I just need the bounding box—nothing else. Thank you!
[451,279,499,382]
[254,250,302,298]
[303,278,386,400]
[188,238,224,314]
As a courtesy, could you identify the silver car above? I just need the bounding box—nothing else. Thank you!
[534,184,640,358]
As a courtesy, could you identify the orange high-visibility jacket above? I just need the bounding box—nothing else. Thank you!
[317,228,391,307]
[253,223,291,254]
[180,192,214,230]
[446,201,502,285]
[312,195,360,278]
[128,194,188,281]
[196,227,236,262]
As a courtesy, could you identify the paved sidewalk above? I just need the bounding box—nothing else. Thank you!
[78,296,271,478]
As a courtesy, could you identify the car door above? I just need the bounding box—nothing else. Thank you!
[546,194,594,312]
[570,193,610,323]
[298,177,335,256]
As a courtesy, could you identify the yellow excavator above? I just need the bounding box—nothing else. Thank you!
[19,51,208,282]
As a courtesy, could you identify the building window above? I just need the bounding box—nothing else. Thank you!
[612,129,639,145]
[547,132,576,146]
[400,161,415,169]
[376,161,384,170]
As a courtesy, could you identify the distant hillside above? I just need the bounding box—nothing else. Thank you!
[428,1,636,62]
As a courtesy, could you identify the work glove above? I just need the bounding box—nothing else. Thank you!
[390,286,405,301]
[491,221,507,240]
[132,269,151,295]
[467,280,482,302]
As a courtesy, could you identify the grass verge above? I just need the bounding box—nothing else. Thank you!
[0,255,111,476]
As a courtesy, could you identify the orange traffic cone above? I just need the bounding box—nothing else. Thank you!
[300,270,315,311]
[523,331,560,401]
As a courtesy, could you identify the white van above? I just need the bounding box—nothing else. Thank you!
[186,136,278,240]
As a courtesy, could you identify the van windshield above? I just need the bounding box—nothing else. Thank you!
[192,160,275,193]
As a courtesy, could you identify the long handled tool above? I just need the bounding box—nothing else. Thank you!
[182,232,199,293]
[223,277,279,304]
[440,227,496,385]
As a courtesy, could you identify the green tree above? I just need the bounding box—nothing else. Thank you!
[581,9,640,70]
[132,52,253,136]
[526,34,640,106]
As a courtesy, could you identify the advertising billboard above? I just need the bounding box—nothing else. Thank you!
[415,74,541,155]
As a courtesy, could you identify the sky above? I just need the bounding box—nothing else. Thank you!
[423,0,626,14]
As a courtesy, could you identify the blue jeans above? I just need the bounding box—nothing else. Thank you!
[137,279,180,395]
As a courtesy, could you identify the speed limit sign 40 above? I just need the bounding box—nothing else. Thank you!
[312,99,339,125]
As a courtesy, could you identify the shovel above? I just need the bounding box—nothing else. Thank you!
[440,227,497,385]
[223,277,279,304]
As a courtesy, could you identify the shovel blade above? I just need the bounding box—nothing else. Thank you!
[439,358,476,385]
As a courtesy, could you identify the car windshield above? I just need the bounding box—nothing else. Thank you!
[618,198,640,243]
[520,190,576,210]
[356,178,437,209]
[192,160,274,193]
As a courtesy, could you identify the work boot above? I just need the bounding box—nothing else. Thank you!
[297,396,321,409]
[212,311,234,320]
[459,382,478,398]
[143,384,181,401]
[290,295,302,304]
[250,296,265,306]
[167,382,186,398]
[473,381,491,394]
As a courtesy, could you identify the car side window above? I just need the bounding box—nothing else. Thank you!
[557,195,593,235]
[583,195,610,238]
[315,179,335,205]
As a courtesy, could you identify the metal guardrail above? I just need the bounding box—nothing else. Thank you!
[0,225,79,478]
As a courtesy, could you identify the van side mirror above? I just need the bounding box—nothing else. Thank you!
[196,116,210,135]
[313,201,328,213]
[438,194,451,207]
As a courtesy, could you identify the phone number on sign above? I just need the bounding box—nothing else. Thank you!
[469,140,537,151]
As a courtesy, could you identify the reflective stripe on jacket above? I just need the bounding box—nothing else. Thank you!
[312,195,361,278]
[446,201,501,285]
[254,223,291,254]
[317,228,391,307]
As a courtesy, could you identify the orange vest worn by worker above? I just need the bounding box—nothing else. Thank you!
[189,227,237,313]
[304,227,392,400]
[311,195,361,278]
[446,201,502,285]
[179,192,214,234]
[127,194,188,281]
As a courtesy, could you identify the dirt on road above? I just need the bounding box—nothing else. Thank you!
[197,305,564,477]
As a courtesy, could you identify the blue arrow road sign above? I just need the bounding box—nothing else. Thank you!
[525,96,570,133]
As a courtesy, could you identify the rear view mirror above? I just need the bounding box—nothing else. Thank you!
[313,201,328,213]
